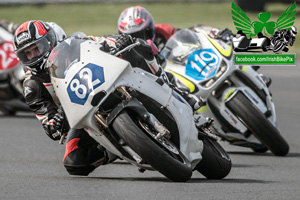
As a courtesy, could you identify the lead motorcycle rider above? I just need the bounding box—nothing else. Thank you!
[14,20,203,176]
[14,20,112,176]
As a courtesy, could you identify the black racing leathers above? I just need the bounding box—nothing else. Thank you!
[23,70,61,140]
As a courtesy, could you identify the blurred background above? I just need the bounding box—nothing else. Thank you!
[0,0,299,56]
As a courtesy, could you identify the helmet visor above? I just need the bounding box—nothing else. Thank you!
[130,27,154,40]
[15,37,51,67]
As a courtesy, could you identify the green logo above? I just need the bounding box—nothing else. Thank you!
[232,2,296,37]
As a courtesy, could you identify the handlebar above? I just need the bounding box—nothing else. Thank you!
[112,41,141,56]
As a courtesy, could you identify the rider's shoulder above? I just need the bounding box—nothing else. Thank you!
[155,24,177,38]
[24,75,40,88]
[45,22,66,42]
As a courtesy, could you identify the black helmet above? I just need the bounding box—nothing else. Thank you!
[14,20,57,72]
[117,6,155,41]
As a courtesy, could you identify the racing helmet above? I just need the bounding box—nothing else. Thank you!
[13,20,58,72]
[118,6,155,41]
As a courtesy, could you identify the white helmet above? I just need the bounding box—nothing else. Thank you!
[118,6,155,41]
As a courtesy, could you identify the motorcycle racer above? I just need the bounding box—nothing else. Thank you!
[13,20,116,176]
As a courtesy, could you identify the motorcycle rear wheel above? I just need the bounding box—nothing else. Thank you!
[195,138,232,179]
[112,110,192,182]
[226,92,289,156]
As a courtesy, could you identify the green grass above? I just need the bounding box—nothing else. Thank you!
[1,2,299,55]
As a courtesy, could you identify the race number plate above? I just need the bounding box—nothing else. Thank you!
[67,63,105,105]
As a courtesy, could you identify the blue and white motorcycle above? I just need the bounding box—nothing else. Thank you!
[161,27,289,156]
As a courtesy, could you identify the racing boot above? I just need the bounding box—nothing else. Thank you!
[63,129,117,176]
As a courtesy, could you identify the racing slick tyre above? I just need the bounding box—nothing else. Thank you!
[251,146,268,153]
[226,92,289,156]
[195,138,231,179]
[112,110,192,182]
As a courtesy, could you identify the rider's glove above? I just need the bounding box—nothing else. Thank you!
[115,33,136,51]
[53,109,70,134]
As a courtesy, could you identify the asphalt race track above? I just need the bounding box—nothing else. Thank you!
[1,63,300,200]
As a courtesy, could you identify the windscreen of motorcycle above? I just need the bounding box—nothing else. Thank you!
[47,37,82,79]
[162,29,222,81]
[161,29,201,65]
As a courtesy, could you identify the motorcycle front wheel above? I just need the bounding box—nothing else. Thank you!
[112,110,192,182]
[226,92,289,156]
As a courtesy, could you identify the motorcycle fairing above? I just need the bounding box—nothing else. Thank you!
[67,63,105,105]
[204,34,232,58]
[0,41,20,72]
[51,40,133,128]
[185,48,220,81]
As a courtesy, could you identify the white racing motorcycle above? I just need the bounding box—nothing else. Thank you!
[47,37,231,182]
[161,27,289,156]
[0,27,30,115]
